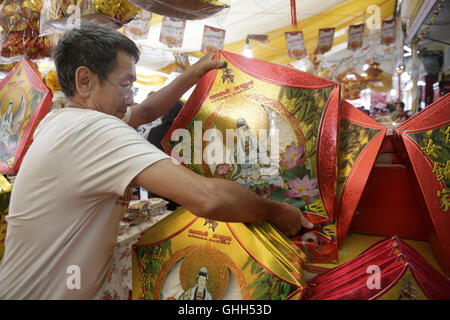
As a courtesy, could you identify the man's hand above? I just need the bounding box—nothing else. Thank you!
[129,52,227,128]
[268,202,314,237]
[185,51,227,85]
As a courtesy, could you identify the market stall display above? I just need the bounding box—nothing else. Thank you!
[0,0,445,302]
[132,207,306,300]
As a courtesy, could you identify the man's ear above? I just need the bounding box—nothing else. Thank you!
[74,66,96,99]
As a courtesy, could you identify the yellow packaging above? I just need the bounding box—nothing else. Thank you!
[132,207,306,300]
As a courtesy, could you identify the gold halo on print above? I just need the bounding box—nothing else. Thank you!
[205,94,269,143]
[179,244,229,300]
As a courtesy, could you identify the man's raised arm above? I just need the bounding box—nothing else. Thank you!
[127,52,226,128]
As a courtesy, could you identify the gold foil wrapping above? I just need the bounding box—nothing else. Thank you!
[44,0,140,26]
[0,0,54,59]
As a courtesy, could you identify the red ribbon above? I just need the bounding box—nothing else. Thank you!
[291,0,298,29]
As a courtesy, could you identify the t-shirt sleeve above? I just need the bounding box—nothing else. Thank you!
[122,107,131,124]
[70,114,171,197]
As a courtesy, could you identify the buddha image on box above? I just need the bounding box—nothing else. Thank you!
[230,117,283,188]
[179,267,212,300]
[0,96,26,163]
[0,100,14,147]
[204,93,301,194]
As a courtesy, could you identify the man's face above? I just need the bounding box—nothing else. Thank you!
[92,49,137,119]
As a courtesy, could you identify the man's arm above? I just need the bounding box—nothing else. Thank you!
[127,52,226,128]
[133,159,313,236]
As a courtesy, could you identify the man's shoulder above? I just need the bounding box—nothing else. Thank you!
[43,108,127,129]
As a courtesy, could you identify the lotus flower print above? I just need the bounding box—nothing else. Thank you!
[215,163,231,176]
[281,142,305,170]
[286,175,319,202]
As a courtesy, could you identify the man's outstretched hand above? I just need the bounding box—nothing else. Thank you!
[187,51,227,83]
[269,202,314,237]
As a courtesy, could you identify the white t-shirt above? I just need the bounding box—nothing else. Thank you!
[0,107,170,299]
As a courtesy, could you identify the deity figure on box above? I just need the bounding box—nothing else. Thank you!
[12,96,26,135]
[0,100,14,147]
[178,267,213,300]
[228,116,283,189]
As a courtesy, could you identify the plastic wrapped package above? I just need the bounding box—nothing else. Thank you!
[39,0,141,35]
[289,56,316,75]
[123,9,151,40]
[0,0,54,59]
[128,0,230,20]
[201,25,225,54]
[316,58,338,81]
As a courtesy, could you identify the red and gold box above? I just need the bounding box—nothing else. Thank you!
[305,235,450,300]
[394,93,450,276]
[335,100,386,244]
[0,58,52,174]
[162,50,340,263]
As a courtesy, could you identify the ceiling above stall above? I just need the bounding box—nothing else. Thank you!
[134,0,396,66]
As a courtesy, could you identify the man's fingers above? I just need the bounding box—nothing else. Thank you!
[213,60,227,69]
[299,210,314,229]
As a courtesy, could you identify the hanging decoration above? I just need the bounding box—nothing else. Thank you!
[290,0,298,29]
[285,31,306,60]
[201,25,225,54]
[316,28,335,54]
[159,16,186,48]
[413,0,446,45]
[128,0,229,21]
[380,18,396,45]
[347,24,364,50]
[123,9,152,40]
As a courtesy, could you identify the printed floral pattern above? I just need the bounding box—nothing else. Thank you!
[266,141,321,212]
[281,142,305,170]
[100,211,172,300]
[215,163,231,175]
[286,175,319,202]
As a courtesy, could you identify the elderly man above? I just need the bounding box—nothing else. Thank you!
[0,23,312,299]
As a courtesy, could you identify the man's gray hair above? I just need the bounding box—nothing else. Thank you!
[53,22,140,98]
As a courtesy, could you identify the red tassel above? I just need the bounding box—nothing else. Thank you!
[291,0,298,29]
